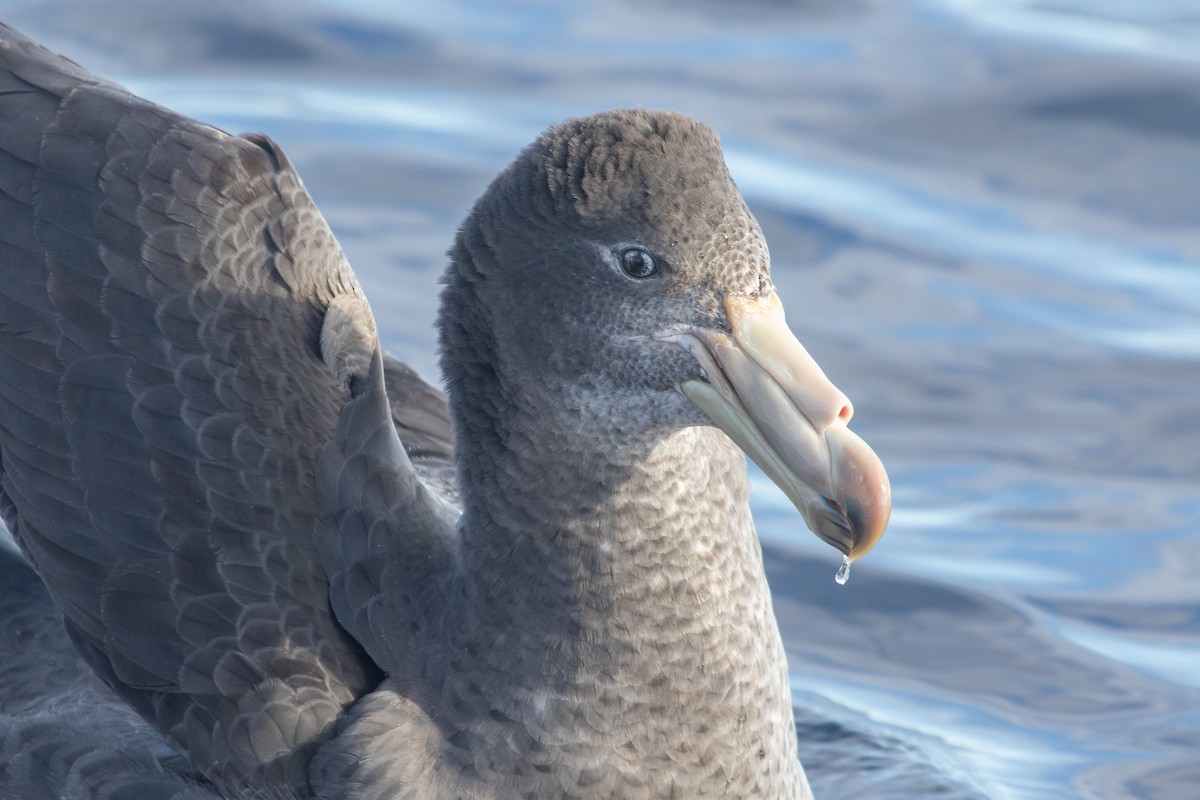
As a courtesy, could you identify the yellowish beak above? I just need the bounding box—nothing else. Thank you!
[661,293,891,561]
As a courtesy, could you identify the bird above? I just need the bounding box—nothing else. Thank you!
[0,21,890,800]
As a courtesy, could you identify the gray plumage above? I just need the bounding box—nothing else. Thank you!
[0,21,851,799]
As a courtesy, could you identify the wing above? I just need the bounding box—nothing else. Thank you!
[0,543,226,800]
[380,351,457,505]
[0,24,456,796]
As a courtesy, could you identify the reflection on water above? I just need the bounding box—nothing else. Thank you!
[6,0,1200,797]
[938,0,1200,63]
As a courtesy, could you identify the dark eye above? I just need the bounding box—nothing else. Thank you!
[619,247,658,279]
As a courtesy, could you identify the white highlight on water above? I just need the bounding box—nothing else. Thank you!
[835,554,851,585]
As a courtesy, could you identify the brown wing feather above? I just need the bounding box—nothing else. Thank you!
[0,23,430,795]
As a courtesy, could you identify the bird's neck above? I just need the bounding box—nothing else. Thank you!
[429,295,804,790]
[452,405,786,698]
[439,414,803,789]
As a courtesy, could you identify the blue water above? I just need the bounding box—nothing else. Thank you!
[8,0,1200,797]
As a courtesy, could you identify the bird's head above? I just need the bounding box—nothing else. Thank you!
[440,109,889,561]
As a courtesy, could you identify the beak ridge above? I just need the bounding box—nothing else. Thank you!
[664,292,891,561]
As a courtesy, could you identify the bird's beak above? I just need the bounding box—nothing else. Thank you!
[659,293,891,561]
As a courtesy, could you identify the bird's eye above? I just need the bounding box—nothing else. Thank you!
[619,247,658,279]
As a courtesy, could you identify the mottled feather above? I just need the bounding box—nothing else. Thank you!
[0,21,818,800]
[0,23,413,796]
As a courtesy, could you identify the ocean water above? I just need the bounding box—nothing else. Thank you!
[6,1,1199,797]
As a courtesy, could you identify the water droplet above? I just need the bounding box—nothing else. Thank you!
[835,555,851,586]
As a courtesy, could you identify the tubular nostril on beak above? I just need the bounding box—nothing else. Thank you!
[780,384,853,434]
[837,398,854,426]
[721,291,856,432]
[814,392,852,432]
[802,381,854,432]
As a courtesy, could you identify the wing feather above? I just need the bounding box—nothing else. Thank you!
[0,22,458,796]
